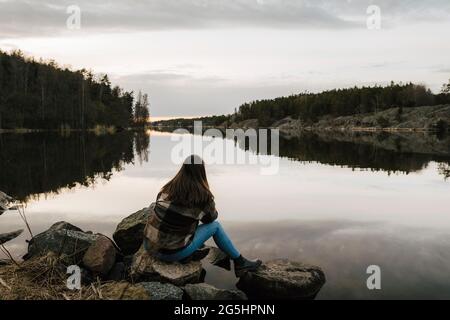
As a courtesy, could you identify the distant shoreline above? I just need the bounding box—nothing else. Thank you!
[152,104,450,134]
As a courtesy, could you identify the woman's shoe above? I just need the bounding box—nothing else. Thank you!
[234,255,262,277]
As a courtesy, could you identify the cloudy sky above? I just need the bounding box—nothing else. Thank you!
[1,0,450,119]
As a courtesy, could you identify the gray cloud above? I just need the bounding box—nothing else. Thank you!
[435,67,450,74]
[115,71,228,87]
[1,0,450,39]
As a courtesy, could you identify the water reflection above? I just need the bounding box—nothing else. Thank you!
[206,220,450,300]
[1,130,449,203]
[277,131,450,176]
[0,129,449,299]
[155,127,450,178]
[0,131,149,202]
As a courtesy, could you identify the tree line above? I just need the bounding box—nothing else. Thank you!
[0,50,149,130]
[155,81,450,128]
[233,81,450,127]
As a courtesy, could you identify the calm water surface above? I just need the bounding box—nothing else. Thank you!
[1,130,449,299]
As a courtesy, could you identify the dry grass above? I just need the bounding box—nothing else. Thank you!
[0,253,74,300]
[0,253,146,300]
[0,253,98,300]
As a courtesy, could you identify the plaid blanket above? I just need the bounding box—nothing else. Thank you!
[143,193,218,254]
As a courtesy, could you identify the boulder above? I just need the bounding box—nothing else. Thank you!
[48,221,83,232]
[26,222,98,263]
[82,235,117,276]
[137,282,183,300]
[0,229,23,245]
[184,283,247,300]
[205,246,231,270]
[130,246,203,286]
[236,259,326,300]
[113,207,151,255]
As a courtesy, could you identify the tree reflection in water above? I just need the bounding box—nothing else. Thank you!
[1,129,449,203]
[0,130,150,202]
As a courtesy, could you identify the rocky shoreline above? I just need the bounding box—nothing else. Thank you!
[0,207,326,300]
[226,104,450,133]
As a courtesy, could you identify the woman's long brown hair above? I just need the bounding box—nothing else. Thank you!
[160,155,214,208]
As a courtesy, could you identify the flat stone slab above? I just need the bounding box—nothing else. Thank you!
[205,246,231,271]
[131,246,203,286]
[0,229,24,245]
[0,259,12,266]
[236,259,326,300]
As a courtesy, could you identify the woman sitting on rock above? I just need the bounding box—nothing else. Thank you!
[143,154,261,277]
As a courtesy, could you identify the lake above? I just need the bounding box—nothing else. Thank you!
[1,129,450,299]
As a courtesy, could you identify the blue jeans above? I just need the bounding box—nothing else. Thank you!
[155,221,240,262]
